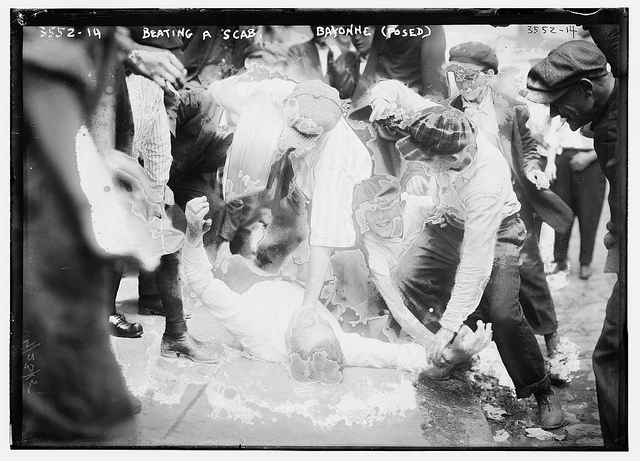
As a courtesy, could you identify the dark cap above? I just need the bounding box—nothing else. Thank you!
[396,106,477,161]
[448,41,499,74]
[524,40,608,104]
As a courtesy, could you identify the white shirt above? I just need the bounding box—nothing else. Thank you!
[461,90,501,151]
[182,238,428,372]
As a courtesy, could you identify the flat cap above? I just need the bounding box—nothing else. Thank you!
[524,40,608,104]
[448,41,499,74]
[396,106,477,161]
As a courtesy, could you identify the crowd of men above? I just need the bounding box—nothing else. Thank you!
[16,21,626,450]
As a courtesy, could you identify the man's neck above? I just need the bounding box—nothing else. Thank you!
[592,74,616,122]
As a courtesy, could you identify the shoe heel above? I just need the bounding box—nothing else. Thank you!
[160,347,180,359]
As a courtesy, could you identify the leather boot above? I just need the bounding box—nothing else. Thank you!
[535,388,566,430]
[109,313,143,338]
[160,333,222,363]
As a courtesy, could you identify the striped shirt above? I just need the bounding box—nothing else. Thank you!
[125,74,172,203]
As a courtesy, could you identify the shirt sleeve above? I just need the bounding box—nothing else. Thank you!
[515,104,544,176]
[181,238,251,339]
[126,74,172,203]
[336,330,427,372]
[439,182,503,332]
[369,79,440,114]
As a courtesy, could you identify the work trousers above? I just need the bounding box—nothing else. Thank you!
[593,280,628,449]
[392,215,551,398]
[552,152,607,265]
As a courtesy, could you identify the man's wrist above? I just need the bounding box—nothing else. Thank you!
[185,232,203,247]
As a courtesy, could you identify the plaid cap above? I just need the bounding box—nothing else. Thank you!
[524,40,608,104]
[396,106,477,161]
[447,41,499,74]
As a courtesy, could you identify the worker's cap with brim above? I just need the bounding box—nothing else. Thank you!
[446,41,499,74]
[523,40,608,104]
[396,106,477,162]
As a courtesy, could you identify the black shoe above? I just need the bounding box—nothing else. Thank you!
[547,259,568,275]
[160,333,222,363]
[138,294,164,316]
[535,388,567,430]
[109,313,143,338]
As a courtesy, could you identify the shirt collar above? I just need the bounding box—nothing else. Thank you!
[461,89,492,114]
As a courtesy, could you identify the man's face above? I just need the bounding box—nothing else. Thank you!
[352,31,373,55]
[449,62,491,103]
[364,199,405,239]
[421,145,475,174]
[549,83,596,131]
[291,307,336,355]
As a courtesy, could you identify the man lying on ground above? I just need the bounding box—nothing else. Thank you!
[181,196,493,384]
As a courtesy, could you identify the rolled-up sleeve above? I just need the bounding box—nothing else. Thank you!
[439,183,503,332]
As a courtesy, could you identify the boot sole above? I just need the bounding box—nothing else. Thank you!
[541,417,568,430]
[160,348,220,364]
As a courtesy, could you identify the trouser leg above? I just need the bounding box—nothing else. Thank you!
[391,224,462,327]
[468,217,550,398]
[575,162,607,266]
[593,280,628,449]
[155,251,187,338]
[517,204,558,336]
[551,153,574,262]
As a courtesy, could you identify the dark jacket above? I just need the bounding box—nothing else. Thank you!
[168,85,232,183]
[591,79,623,239]
[286,39,359,100]
[448,91,573,234]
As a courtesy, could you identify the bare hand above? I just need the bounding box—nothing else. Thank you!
[450,320,492,356]
[405,175,431,196]
[526,169,550,190]
[185,196,212,244]
[369,98,396,122]
[425,326,456,363]
[126,48,187,96]
[569,151,595,173]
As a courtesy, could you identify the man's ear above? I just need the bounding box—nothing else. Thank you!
[578,78,595,97]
